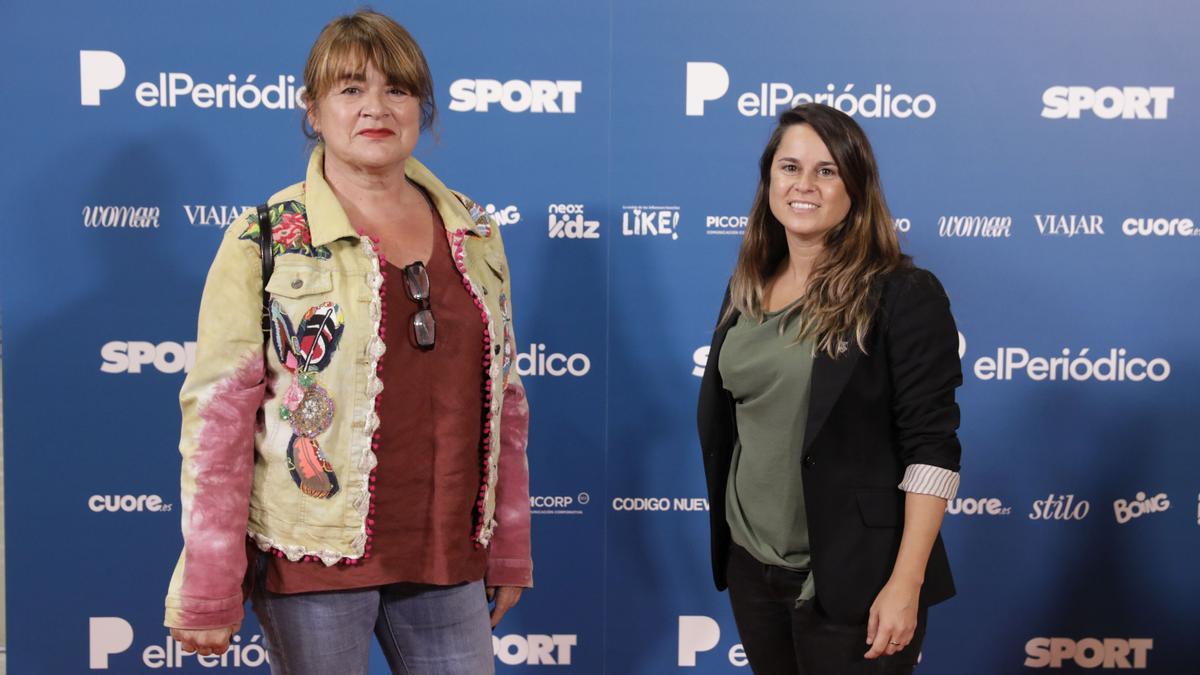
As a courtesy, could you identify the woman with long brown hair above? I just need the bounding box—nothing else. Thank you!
[697,103,962,674]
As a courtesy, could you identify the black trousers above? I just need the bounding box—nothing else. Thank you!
[726,543,927,675]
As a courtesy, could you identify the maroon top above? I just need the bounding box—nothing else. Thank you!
[261,204,488,594]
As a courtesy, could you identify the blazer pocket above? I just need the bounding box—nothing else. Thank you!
[855,489,904,528]
[266,265,334,299]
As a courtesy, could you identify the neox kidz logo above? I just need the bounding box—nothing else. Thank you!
[622,205,680,240]
[547,203,600,239]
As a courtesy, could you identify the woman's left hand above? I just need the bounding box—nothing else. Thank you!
[864,577,920,659]
[487,586,523,628]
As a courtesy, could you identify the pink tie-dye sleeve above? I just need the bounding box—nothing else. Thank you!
[485,379,533,588]
[165,216,266,629]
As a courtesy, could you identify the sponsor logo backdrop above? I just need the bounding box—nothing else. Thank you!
[1,1,1197,672]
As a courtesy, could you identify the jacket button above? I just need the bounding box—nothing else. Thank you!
[291,278,303,289]
[802,456,815,469]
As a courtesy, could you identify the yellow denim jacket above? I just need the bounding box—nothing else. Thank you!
[164,146,531,629]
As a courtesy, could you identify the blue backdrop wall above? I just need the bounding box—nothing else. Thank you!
[2,1,1197,672]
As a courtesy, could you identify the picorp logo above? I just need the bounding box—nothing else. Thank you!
[448,79,581,113]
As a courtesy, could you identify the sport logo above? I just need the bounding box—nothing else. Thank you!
[493,634,577,666]
[685,61,937,119]
[1041,86,1174,120]
[83,206,160,229]
[100,341,196,374]
[448,79,582,113]
[1113,491,1169,525]
[547,203,600,240]
[1035,214,1104,237]
[1024,637,1153,669]
[621,205,680,240]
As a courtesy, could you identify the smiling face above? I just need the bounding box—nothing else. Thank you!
[767,123,852,248]
[307,61,421,174]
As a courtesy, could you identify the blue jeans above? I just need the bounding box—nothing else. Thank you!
[251,571,494,675]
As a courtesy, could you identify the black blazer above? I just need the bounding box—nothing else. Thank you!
[697,266,962,623]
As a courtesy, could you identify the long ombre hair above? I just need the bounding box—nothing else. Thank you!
[724,104,909,358]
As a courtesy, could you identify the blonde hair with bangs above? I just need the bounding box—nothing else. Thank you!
[302,9,436,137]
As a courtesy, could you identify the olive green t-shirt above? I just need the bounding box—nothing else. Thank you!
[718,304,816,600]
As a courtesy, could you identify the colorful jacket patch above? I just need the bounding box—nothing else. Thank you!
[240,201,332,260]
[272,301,344,498]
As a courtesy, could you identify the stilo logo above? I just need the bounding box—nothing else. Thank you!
[83,205,160,229]
[1121,217,1198,238]
[1113,491,1169,525]
[493,634,577,666]
[89,494,172,513]
[685,61,937,119]
[1024,637,1153,669]
[1029,493,1090,521]
[622,205,680,240]
[448,79,582,113]
[90,617,269,669]
[486,203,522,226]
[1035,214,1105,237]
[100,341,196,374]
[184,204,250,228]
[81,50,304,109]
[1041,86,1174,120]
[547,203,600,239]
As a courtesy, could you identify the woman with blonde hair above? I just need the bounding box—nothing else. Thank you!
[697,103,962,674]
[164,10,531,674]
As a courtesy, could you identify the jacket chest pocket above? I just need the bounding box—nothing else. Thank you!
[266,265,334,299]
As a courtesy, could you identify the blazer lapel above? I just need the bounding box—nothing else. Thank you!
[801,342,861,456]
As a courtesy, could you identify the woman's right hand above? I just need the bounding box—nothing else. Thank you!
[170,624,240,656]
